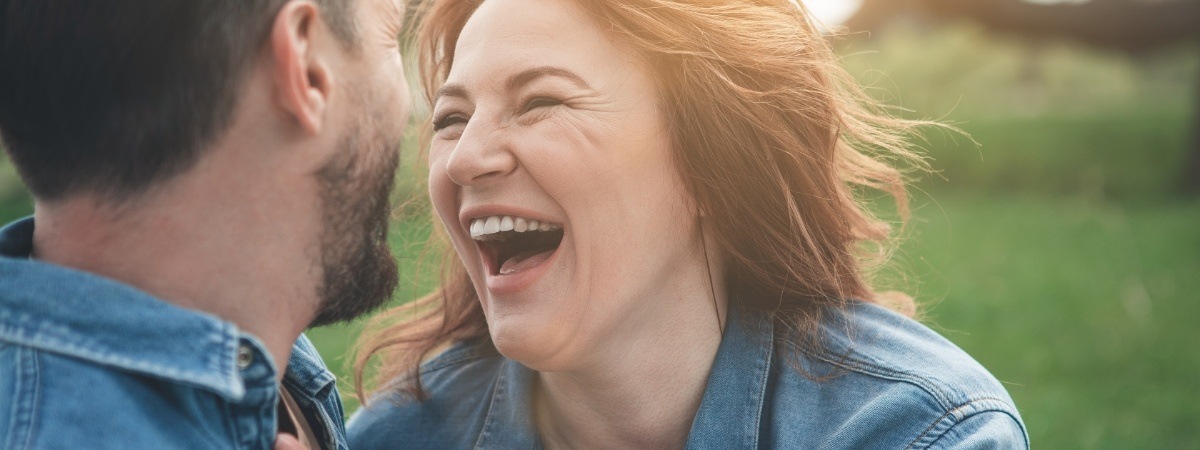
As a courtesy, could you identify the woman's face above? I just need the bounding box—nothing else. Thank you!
[429,0,704,369]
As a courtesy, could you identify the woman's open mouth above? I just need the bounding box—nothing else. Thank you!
[470,215,564,276]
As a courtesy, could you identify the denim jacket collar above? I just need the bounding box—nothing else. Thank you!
[473,306,775,450]
[285,338,339,401]
[685,307,775,449]
[285,334,345,450]
[1,217,270,401]
[477,358,541,448]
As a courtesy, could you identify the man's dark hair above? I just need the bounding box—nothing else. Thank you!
[0,0,357,201]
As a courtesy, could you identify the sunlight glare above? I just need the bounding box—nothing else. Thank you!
[801,0,864,28]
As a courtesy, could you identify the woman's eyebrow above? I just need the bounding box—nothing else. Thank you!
[436,66,590,104]
[506,66,591,92]
[435,84,470,104]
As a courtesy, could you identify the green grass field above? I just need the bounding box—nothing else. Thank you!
[898,194,1200,448]
[1,21,1196,449]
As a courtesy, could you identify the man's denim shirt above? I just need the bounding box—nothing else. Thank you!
[349,301,1029,449]
[0,218,348,449]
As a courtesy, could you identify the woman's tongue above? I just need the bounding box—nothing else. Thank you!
[499,249,553,275]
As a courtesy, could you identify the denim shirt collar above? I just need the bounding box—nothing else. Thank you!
[0,217,285,402]
[474,306,775,449]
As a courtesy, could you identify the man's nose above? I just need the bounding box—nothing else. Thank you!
[445,119,518,187]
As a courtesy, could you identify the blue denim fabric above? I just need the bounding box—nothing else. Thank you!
[0,217,348,449]
[348,300,1028,449]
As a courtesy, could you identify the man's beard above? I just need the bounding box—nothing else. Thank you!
[309,114,402,327]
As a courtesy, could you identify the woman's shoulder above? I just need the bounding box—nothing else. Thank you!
[346,339,508,450]
[765,301,1029,448]
[817,301,1017,406]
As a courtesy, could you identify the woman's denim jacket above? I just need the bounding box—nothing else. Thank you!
[349,301,1029,449]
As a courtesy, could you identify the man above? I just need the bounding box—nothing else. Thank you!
[0,0,410,447]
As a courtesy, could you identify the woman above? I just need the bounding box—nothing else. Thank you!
[349,0,1028,448]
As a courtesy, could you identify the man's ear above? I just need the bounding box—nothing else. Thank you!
[270,1,335,135]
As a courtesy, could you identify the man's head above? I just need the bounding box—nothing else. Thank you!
[0,0,410,325]
[0,0,357,199]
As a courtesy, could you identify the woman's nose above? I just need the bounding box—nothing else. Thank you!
[445,120,518,187]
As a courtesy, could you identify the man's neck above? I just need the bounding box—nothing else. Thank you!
[31,174,322,378]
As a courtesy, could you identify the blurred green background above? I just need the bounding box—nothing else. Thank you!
[1,18,1197,450]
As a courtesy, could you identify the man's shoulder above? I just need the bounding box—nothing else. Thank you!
[0,256,347,448]
[0,254,247,397]
[347,339,506,449]
[0,343,234,449]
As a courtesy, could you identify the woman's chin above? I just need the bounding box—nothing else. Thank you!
[487,321,577,370]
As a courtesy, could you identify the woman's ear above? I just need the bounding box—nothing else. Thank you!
[269,1,335,135]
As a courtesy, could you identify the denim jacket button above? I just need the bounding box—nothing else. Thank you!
[236,345,254,370]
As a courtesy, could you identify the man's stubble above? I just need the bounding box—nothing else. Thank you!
[310,88,403,327]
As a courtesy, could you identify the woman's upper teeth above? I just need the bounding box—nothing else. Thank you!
[470,215,561,239]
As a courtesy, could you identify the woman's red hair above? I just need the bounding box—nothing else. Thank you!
[355,0,929,402]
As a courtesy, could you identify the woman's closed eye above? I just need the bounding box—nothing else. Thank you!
[433,113,468,133]
[523,96,563,112]
[433,96,563,136]
[514,96,565,126]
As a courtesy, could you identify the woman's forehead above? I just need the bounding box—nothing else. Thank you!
[450,0,621,78]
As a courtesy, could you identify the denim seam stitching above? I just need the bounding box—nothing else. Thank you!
[746,324,774,447]
[473,364,507,450]
[0,311,235,396]
[250,384,276,449]
[5,347,40,450]
[215,324,239,399]
[904,397,1016,449]
[283,377,342,450]
[814,352,955,410]
[219,393,241,449]
[816,340,1025,446]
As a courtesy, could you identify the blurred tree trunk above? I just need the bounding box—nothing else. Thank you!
[847,0,1200,194]
[1186,56,1200,193]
